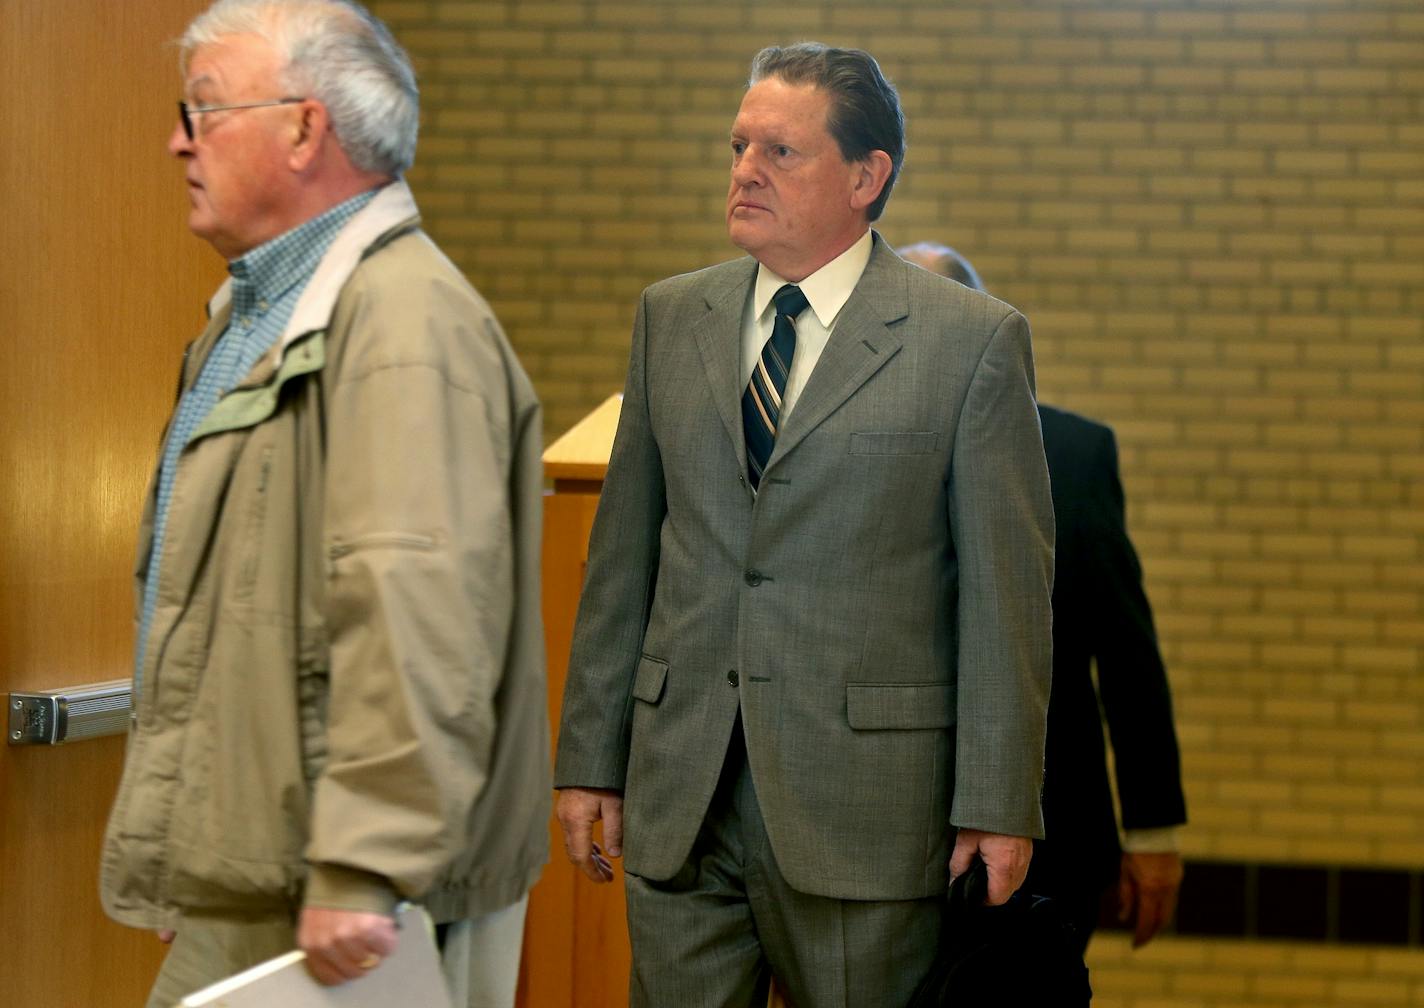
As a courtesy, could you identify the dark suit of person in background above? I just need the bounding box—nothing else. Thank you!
[899,242,1188,953]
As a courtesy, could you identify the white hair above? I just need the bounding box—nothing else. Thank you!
[180,0,418,175]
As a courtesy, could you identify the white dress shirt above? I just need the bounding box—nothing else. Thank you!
[739,230,873,422]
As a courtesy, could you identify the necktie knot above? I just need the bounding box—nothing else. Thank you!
[773,284,809,321]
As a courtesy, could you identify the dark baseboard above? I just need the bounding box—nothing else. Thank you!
[1096,859,1420,946]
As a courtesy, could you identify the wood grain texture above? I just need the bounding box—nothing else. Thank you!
[518,490,625,1007]
[0,0,225,1004]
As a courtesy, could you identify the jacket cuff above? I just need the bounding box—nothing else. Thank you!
[304,863,400,916]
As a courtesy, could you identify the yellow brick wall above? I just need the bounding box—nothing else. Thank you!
[370,0,1422,999]
[1089,934,1424,1007]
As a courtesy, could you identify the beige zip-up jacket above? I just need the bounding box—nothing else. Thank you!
[101,181,549,929]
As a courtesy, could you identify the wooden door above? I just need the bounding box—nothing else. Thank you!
[0,1,226,1004]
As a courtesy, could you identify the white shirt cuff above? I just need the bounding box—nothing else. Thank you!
[1121,826,1181,853]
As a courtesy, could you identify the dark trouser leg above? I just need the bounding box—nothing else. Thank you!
[1051,887,1106,958]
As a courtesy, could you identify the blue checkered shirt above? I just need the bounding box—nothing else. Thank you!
[136,190,376,688]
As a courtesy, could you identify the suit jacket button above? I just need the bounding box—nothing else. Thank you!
[727,670,739,687]
[744,569,762,586]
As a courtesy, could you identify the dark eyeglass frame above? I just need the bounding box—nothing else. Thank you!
[177,97,307,140]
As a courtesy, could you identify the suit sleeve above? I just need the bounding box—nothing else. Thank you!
[1083,426,1187,831]
[947,308,1055,839]
[553,289,667,791]
[304,274,519,913]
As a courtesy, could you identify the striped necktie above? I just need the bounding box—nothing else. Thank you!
[742,283,809,491]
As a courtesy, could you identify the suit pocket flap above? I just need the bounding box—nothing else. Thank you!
[849,431,939,455]
[846,682,954,730]
[632,655,668,704]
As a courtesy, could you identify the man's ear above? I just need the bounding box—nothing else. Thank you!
[849,149,893,212]
[287,99,328,172]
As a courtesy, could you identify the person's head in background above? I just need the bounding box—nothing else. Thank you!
[896,241,984,292]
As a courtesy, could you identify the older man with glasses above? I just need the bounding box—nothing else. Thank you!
[100,2,549,1006]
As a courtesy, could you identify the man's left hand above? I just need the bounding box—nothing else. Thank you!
[948,828,1033,905]
[1117,851,1183,948]
[297,907,399,986]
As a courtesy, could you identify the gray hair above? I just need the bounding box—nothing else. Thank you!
[749,42,905,222]
[180,0,418,175]
[896,242,985,291]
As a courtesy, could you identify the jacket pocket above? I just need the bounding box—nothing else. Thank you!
[848,431,939,455]
[846,682,954,730]
[327,530,441,560]
[632,655,668,705]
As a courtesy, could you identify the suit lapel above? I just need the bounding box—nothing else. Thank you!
[766,237,908,472]
[690,259,758,468]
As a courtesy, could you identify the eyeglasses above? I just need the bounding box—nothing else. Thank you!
[177,97,306,140]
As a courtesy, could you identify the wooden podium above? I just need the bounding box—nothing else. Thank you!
[516,394,631,1008]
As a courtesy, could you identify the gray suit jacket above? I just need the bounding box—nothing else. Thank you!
[555,234,1053,902]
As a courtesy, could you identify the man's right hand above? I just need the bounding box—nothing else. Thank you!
[1117,850,1184,948]
[556,787,624,883]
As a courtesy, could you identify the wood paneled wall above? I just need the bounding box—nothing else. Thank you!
[0,1,225,1004]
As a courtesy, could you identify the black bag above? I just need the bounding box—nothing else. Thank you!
[906,857,1092,1006]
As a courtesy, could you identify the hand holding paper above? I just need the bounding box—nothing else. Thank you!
[178,905,451,1008]
[297,907,399,986]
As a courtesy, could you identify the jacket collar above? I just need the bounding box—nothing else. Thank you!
[691,257,760,460]
[186,181,420,444]
[204,179,421,361]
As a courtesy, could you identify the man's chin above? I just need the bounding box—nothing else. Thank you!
[726,221,763,255]
[187,218,235,258]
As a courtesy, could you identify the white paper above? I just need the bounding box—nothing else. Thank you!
[178,904,452,1008]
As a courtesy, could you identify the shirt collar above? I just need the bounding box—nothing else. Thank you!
[752,230,873,329]
[226,189,378,304]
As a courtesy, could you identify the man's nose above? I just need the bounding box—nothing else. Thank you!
[731,148,763,187]
[168,120,194,157]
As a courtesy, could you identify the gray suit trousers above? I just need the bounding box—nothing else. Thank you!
[625,723,942,1008]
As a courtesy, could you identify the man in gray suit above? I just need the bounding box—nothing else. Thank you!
[555,43,1054,1007]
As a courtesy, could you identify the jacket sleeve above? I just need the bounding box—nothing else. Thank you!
[303,270,518,913]
[553,289,666,791]
[946,308,1055,839]
[1083,425,1187,831]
